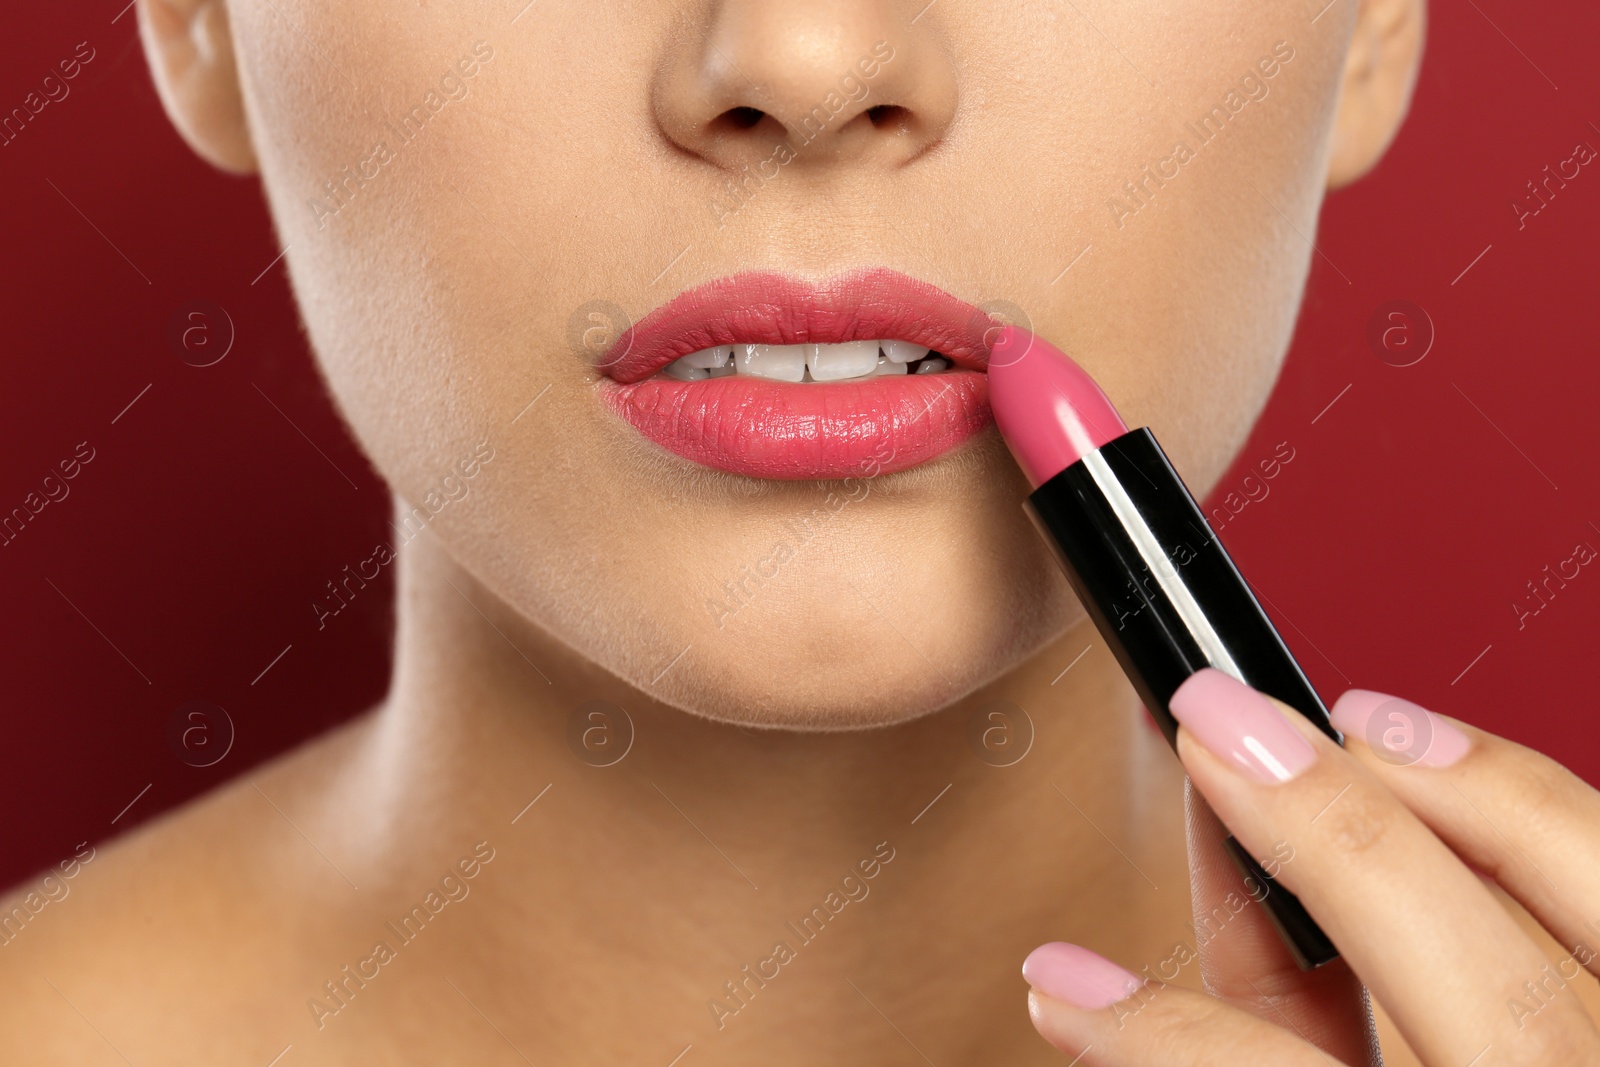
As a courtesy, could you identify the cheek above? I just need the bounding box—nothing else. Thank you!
[234,1,676,502]
[1060,37,1343,499]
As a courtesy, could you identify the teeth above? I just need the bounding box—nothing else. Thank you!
[683,346,733,369]
[657,342,950,381]
[663,360,709,381]
[882,340,930,364]
[737,343,807,382]
[805,340,880,381]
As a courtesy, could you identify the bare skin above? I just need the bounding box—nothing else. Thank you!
[0,0,1463,1063]
[0,540,1190,1064]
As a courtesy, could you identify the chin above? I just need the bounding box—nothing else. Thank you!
[641,557,1083,733]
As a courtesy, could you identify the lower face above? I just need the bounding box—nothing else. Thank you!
[229,0,1348,728]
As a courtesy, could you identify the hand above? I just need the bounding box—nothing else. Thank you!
[1020,668,1600,1065]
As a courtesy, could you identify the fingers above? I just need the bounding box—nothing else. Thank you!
[1331,689,1600,982]
[1171,669,1600,1066]
[1184,781,1378,1064]
[1021,941,1339,1066]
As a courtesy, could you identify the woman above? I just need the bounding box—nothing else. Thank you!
[5,0,1598,1063]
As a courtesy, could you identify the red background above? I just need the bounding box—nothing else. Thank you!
[3,2,1597,888]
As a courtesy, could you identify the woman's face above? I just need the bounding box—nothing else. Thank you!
[215,0,1361,728]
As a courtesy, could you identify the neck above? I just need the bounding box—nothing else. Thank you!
[346,528,1188,1063]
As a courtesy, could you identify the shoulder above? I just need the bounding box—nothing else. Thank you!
[0,712,380,1064]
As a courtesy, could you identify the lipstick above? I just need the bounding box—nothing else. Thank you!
[990,326,1343,970]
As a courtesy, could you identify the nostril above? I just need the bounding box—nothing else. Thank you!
[720,106,766,129]
[866,104,910,129]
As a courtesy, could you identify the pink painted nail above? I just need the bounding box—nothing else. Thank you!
[1169,668,1317,783]
[1330,689,1471,768]
[1022,942,1143,1009]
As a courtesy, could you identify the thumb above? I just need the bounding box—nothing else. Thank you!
[1185,778,1378,1064]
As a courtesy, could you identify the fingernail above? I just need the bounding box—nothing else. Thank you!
[1330,689,1471,768]
[1169,668,1317,783]
[1022,942,1143,1009]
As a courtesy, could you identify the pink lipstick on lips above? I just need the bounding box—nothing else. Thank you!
[598,269,993,481]
[987,326,1127,484]
[989,325,1345,971]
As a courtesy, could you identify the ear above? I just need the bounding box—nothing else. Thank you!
[1325,0,1425,188]
[138,0,256,173]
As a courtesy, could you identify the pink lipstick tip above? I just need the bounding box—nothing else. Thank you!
[988,326,1128,487]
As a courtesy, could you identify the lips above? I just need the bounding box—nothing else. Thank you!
[598,269,997,480]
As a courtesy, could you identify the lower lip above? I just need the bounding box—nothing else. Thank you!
[601,371,990,480]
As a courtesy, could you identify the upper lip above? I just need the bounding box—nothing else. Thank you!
[600,268,996,383]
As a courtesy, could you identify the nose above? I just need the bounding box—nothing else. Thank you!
[652,0,957,171]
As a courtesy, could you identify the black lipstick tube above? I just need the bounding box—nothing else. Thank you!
[1027,427,1343,970]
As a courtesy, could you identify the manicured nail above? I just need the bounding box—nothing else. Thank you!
[1022,942,1143,1009]
[1330,689,1471,768]
[1169,668,1317,783]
